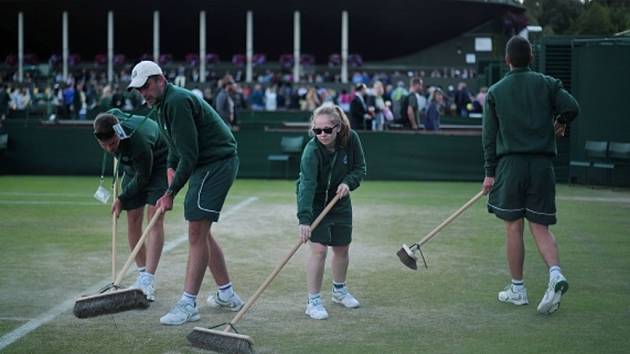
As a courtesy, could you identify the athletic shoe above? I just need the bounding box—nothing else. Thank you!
[305,298,329,320]
[132,274,156,302]
[159,300,200,325]
[537,273,569,315]
[497,285,529,305]
[332,289,360,308]
[207,291,244,312]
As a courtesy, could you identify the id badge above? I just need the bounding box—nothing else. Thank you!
[94,184,112,204]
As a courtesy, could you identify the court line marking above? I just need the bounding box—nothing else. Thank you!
[0,194,255,206]
[557,196,630,204]
[0,192,88,197]
[0,200,102,206]
[0,196,258,351]
[0,317,33,322]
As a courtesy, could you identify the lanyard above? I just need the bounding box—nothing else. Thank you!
[324,151,338,205]
[98,151,118,188]
[120,107,155,139]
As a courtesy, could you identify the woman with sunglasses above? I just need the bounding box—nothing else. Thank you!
[297,104,367,320]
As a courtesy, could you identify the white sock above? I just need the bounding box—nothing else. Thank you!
[511,279,524,291]
[549,266,562,279]
[137,267,146,273]
[180,292,197,305]
[332,281,347,294]
[218,282,234,300]
[142,272,155,282]
[308,293,321,304]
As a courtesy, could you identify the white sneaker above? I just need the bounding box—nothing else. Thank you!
[332,289,360,308]
[305,298,329,320]
[132,274,156,301]
[159,300,200,325]
[498,285,529,305]
[207,291,244,312]
[537,274,569,315]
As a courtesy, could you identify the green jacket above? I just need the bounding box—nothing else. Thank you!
[482,67,580,177]
[297,129,367,225]
[107,109,168,203]
[156,84,237,195]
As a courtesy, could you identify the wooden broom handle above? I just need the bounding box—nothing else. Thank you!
[417,190,485,247]
[113,207,164,286]
[111,158,119,283]
[225,193,343,330]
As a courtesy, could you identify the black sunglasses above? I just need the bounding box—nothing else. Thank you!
[312,124,339,135]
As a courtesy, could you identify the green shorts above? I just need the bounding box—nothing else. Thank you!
[309,209,353,246]
[120,164,168,211]
[184,156,239,222]
[487,155,557,225]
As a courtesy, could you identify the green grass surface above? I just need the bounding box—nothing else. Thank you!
[0,176,629,353]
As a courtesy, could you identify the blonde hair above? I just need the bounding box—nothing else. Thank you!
[311,104,351,147]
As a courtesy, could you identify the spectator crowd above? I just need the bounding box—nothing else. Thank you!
[0,63,487,131]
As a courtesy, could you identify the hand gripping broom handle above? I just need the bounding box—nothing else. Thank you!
[225,193,343,331]
[112,207,164,286]
[414,190,485,248]
[111,158,119,283]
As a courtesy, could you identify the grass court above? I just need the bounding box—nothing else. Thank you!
[0,176,629,353]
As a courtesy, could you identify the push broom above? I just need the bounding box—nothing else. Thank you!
[397,190,485,270]
[187,194,342,354]
[73,207,164,318]
[74,157,125,316]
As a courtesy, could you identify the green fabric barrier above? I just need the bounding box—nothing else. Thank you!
[237,110,480,126]
[569,38,630,186]
[0,120,105,175]
[0,119,571,182]
[238,110,311,124]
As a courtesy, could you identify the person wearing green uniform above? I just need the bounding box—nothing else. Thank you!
[128,61,244,326]
[482,36,580,315]
[93,109,168,302]
[297,104,367,320]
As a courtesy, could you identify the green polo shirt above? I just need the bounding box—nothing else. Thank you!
[156,83,237,195]
[297,129,367,225]
[482,67,580,177]
[107,109,168,203]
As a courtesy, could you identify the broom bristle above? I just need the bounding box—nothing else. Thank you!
[187,327,254,354]
[73,288,149,318]
[397,246,418,270]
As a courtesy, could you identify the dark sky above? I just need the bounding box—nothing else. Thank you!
[0,0,523,63]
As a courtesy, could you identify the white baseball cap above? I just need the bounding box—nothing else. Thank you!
[127,61,163,90]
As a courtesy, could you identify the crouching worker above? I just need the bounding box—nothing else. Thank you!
[93,108,167,302]
[297,105,367,320]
